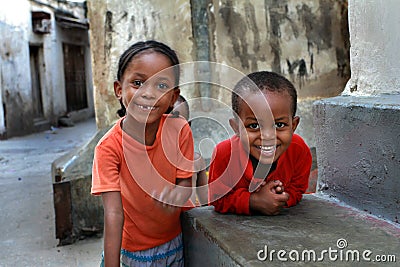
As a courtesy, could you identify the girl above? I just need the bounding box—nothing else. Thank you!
[92,40,194,266]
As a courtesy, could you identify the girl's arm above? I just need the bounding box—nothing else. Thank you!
[102,191,124,267]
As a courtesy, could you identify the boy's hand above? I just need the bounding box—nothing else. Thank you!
[271,180,284,194]
[254,180,284,194]
[250,180,289,215]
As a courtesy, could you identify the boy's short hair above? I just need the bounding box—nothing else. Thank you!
[232,71,297,117]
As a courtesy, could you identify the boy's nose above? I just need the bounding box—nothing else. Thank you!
[260,125,275,140]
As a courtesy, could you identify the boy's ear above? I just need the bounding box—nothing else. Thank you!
[292,116,300,132]
[229,118,239,135]
[114,81,122,100]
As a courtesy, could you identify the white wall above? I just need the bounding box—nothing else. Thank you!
[343,0,400,95]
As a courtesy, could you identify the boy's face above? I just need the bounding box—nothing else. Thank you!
[230,90,299,164]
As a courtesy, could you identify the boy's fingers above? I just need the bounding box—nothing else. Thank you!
[266,180,280,190]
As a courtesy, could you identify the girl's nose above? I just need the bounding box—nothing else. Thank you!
[139,83,156,99]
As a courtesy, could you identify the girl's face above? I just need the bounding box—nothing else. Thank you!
[230,91,299,165]
[114,52,179,125]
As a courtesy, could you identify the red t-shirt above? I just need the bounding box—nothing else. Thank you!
[208,134,311,215]
[91,114,194,251]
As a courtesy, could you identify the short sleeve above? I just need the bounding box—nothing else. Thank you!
[91,139,122,195]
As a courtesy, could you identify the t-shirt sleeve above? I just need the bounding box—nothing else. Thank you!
[284,137,312,207]
[91,139,121,195]
[176,123,194,179]
[208,141,251,215]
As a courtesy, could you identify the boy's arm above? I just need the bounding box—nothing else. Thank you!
[212,187,252,214]
[208,149,252,215]
[284,146,312,207]
[102,191,124,267]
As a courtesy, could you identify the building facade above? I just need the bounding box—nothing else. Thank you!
[0,0,94,139]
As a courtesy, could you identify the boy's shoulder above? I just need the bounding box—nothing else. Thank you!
[290,134,309,149]
[213,136,241,159]
[286,134,311,159]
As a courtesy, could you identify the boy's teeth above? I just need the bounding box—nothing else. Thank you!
[259,145,275,151]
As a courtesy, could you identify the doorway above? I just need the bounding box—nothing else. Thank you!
[29,45,45,120]
[63,43,88,112]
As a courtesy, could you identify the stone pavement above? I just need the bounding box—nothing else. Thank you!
[0,118,103,267]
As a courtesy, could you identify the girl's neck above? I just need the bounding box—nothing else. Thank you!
[122,115,161,146]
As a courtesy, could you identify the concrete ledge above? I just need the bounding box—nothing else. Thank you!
[182,194,400,266]
[52,127,109,245]
[313,94,400,223]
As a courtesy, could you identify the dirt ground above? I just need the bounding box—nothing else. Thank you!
[0,118,103,266]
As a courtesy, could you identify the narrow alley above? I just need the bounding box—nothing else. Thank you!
[0,119,103,266]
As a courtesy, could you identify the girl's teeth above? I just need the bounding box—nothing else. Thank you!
[138,105,155,110]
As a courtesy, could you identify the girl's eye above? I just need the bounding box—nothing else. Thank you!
[132,80,143,87]
[157,83,169,90]
[248,123,260,130]
[275,122,286,129]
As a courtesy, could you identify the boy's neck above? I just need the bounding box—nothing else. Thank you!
[122,115,160,146]
[249,154,277,179]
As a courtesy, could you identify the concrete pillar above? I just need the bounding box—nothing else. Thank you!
[314,0,400,223]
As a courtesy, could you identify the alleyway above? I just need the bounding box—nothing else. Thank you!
[0,119,103,266]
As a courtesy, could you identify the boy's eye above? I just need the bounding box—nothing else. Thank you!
[275,122,286,129]
[248,123,260,130]
[132,80,143,87]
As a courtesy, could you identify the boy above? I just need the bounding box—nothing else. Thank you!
[208,71,311,215]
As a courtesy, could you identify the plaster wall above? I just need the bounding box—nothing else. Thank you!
[0,0,33,136]
[343,0,400,95]
[87,0,194,129]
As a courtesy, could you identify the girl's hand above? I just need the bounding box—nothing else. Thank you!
[151,178,192,211]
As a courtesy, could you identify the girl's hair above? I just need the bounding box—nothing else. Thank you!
[116,40,180,117]
[232,71,298,117]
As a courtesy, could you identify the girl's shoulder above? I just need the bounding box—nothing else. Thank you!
[96,118,123,150]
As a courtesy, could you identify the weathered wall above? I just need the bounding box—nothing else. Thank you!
[343,0,400,96]
[0,0,33,136]
[211,0,349,99]
[87,0,194,129]
[88,0,350,148]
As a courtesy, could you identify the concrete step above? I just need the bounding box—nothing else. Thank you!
[182,194,399,266]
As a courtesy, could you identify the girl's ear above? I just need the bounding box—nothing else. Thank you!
[169,88,180,109]
[292,116,300,132]
[229,118,239,136]
[114,81,122,100]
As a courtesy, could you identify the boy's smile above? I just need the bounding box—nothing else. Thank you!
[230,90,299,165]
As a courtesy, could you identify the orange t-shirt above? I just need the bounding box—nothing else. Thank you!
[91,114,194,251]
